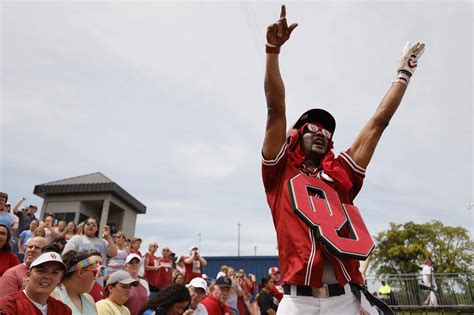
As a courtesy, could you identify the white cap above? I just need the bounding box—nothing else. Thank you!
[189,246,198,252]
[125,253,142,264]
[187,277,207,291]
[30,252,66,270]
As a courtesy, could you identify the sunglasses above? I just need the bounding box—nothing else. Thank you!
[83,268,99,277]
[85,222,98,227]
[302,123,332,139]
[162,249,170,252]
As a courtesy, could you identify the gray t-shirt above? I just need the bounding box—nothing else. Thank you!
[63,235,109,262]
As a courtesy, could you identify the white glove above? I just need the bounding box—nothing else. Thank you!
[398,42,425,76]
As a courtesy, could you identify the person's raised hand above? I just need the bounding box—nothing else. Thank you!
[398,42,425,76]
[266,5,298,48]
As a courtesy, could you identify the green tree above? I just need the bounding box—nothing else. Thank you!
[372,220,473,274]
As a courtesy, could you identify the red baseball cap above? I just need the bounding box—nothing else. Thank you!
[268,267,280,275]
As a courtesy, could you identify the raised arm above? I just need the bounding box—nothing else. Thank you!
[349,42,425,168]
[262,5,298,160]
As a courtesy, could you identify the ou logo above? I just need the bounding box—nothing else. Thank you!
[289,174,374,260]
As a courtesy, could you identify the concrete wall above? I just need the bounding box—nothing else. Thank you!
[79,202,101,221]
[46,201,81,215]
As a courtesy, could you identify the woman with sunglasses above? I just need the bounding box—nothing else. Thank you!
[154,246,173,291]
[51,250,101,314]
[107,231,129,273]
[63,217,117,264]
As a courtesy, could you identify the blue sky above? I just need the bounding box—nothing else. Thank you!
[1,0,472,257]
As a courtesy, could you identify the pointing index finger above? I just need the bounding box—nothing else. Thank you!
[280,4,286,18]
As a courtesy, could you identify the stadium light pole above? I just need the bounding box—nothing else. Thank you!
[197,233,201,253]
[238,221,241,256]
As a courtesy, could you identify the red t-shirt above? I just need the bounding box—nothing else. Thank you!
[129,249,142,257]
[144,253,160,287]
[262,144,367,287]
[156,257,173,289]
[184,257,203,283]
[201,295,232,315]
[0,263,28,296]
[0,290,72,314]
[0,251,20,277]
[125,281,148,315]
[89,281,105,302]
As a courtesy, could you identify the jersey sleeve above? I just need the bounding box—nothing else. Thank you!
[337,150,366,201]
[262,142,289,192]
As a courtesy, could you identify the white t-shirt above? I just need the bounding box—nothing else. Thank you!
[63,235,109,262]
[194,303,208,315]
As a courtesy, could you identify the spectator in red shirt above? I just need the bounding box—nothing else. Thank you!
[125,253,150,315]
[129,238,143,257]
[144,242,160,292]
[183,246,207,283]
[0,224,20,277]
[0,251,72,314]
[155,246,173,290]
[267,267,283,302]
[201,276,233,315]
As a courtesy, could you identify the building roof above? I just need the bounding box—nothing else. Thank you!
[33,172,146,214]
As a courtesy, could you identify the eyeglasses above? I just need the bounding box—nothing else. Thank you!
[85,222,97,227]
[303,123,332,138]
[83,268,99,277]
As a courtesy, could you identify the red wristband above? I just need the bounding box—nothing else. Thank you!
[265,43,280,54]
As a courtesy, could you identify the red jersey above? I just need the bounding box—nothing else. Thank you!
[89,281,105,302]
[156,257,173,289]
[201,295,232,315]
[144,253,159,287]
[262,144,367,287]
[184,257,203,283]
[0,290,72,314]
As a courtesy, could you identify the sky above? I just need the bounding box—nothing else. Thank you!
[1,0,472,257]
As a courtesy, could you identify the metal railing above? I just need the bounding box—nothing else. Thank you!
[364,273,473,310]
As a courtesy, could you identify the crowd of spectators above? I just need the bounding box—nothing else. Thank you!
[0,191,284,315]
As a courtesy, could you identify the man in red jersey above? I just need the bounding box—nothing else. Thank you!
[262,5,425,315]
[268,267,283,302]
[201,276,232,315]
[184,246,207,283]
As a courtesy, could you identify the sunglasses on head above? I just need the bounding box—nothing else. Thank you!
[301,123,332,139]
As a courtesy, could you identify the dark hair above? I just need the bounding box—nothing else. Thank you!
[83,217,99,237]
[139,284,190,315]
[0,224,12,252]
[260,275,273,287]
[62,250,100,279]
[172,272,184,283]
[41,243,63,254]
